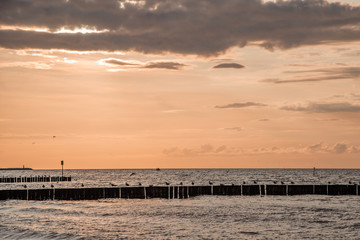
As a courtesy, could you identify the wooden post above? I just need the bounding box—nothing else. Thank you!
[61,160,64,179]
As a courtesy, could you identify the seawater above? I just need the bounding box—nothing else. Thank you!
[0,169,359,239]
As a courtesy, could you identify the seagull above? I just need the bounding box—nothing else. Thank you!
[209,181,213,185]
[165,182,170,185]
[125,182,130,186]
[130,173,136,177]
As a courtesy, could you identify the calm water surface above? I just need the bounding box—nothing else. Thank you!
[0,169,359,239]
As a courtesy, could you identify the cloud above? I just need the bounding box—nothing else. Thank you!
[144,62,187,70]
[281,102,360,113]
[104,59,139,66]
[212,63,245,69]
[262,67,360,84]
[223,127,242,131]
[1,0,360,55]
[0,61,52,70]
[215,102,267,109]
[97,58,186,70]
[163,142,360,157]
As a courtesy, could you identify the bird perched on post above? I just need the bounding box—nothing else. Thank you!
[209,181,213,185]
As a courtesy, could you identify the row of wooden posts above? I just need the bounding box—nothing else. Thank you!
[0,176,72,183]
[0,184,358,201]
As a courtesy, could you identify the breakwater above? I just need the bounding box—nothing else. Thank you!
[0,184,358,201]
[0,176,71,183]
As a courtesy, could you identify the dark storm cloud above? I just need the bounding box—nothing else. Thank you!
[215,102,267,109]
[1,0,360,55]
[144,62,186,70]
[281,102,360,113]
[212,63,245,69]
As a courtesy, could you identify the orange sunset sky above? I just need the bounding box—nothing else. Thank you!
[1,0,360,169]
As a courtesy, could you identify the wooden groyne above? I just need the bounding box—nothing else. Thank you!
[0,184,358,201]
[0,176,71,183]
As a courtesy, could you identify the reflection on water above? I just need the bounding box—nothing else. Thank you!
[1,195,360,239]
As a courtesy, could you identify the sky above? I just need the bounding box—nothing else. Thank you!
[1,0,360,169]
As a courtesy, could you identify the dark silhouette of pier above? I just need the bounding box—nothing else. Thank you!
[0,184,358,201]
[0,176,71,183]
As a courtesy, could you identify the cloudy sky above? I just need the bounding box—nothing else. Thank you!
[1,0,360,169]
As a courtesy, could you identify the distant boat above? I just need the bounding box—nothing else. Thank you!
[156,168,160,171]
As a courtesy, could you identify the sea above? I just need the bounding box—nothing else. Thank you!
[0,169,359,239]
